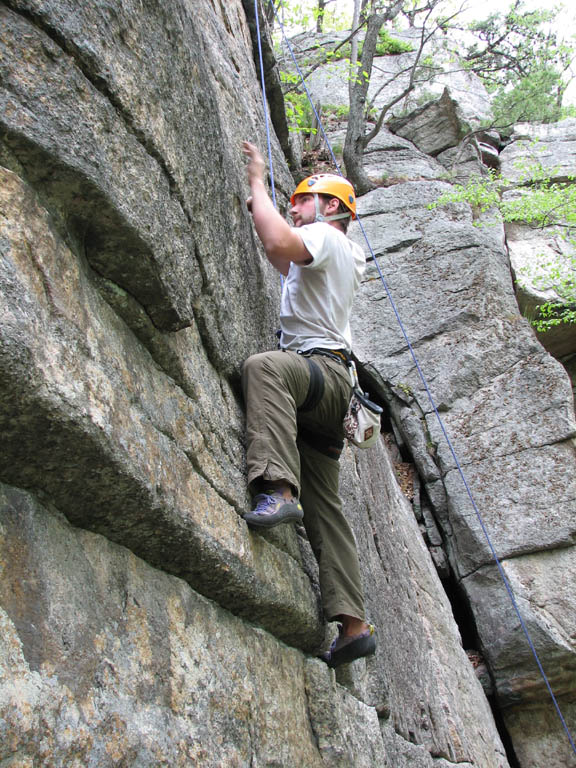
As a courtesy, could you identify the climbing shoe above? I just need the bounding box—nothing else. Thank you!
[243,491,304,529]
[321,624,376,669]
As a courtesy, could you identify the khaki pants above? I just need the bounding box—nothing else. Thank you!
[242,350,366,621]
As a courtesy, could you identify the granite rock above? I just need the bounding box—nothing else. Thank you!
[350,177,576,760]
[500,118,576,184]
[1,1,571,765]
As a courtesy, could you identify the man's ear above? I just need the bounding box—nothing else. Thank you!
[326,197,341,215]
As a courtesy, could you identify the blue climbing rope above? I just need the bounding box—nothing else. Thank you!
[253,0,277,208]
[253,0,576,755]
[253,0,285,293]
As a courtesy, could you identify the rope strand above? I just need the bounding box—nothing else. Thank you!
[253,0,277,208]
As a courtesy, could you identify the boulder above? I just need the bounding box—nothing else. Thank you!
[434,128,503,181]
[477,130,502,170]
[506,220,576,360]
[357,126,447,181]
[500,118,576,184]
[465,548,576,768]
[387,87,477,157]
[436,139,490,183]
[319,125,446,184]
[499,119,576,380]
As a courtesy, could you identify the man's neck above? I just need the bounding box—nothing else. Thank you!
[327,220,347,234]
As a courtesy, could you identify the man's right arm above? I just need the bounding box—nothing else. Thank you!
[243,141,312,276]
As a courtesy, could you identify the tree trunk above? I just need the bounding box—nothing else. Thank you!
[344,10,383,193]
[316,0,326,33]
[343,0,404,194]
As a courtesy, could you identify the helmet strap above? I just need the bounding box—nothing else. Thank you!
[313,194,351,223]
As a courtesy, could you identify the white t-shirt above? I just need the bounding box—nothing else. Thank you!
[280,222,366,353]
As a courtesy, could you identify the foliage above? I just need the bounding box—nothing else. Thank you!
[532,292,576,331]
[374,29,414,57]
[491,66,568,127]
[322,103,350,120]
[307,28,412,65]
[280,69,317,133]
[518,243,576,332]
[502,179,576,228]
[268,0,351,34]
[429,158,576,331]
[285,92,317,133]
[464,2,559,87]
[429,170,502,214]
[282,92,350,137]
[314,41,354,63]
[461,0,575,127]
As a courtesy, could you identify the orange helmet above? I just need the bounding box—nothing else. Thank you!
[291,174,357,219]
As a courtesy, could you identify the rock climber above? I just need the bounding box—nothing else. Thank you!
[240,140,376,669]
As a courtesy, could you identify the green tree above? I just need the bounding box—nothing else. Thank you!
[463,2,560,86]
[460,0,575,128]
[343,0,453,193]
[491,66,567,126]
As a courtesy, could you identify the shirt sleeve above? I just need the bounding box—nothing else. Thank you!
[295,223,332,270]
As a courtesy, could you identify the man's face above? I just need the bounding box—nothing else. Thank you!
[290,193,317,227]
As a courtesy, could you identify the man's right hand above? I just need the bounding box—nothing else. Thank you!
[242,141,266,187]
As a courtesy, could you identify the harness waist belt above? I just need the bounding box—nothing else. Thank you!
[299,347,351,365]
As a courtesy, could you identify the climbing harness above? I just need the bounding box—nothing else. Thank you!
[298,356,325,412]
[251,0,576,755]
[295,348,382,448]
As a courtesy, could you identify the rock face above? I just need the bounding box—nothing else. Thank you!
[348,168,576,765]
[0,4,573,768]
[500,118,576,183]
